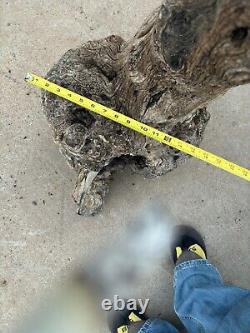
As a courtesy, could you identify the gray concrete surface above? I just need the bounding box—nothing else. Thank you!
[0,0,249,332]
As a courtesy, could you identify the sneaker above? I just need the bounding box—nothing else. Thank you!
[108,306,147,333]
[171,225,207,264]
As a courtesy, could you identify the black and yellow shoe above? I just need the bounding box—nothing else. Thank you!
[108,307,147,333]
[171,225,207,264]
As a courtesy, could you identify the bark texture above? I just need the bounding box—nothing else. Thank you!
[42,0,250,215]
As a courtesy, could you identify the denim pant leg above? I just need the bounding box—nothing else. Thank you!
[137,319,179,333]
[174,259,250,333]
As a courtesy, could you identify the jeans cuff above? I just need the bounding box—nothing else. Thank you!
[174,259,223,287]
[137,319,153,333]
[175,258,209,272]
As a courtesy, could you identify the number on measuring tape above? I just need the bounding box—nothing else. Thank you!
[163,135,172,143]
[190,147,195,153]
[152,131,159,136]
[203,153,209,159]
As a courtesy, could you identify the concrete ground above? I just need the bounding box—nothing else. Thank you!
[0,0,249,332]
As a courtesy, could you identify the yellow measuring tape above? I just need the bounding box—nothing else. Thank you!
[25,73,250,181]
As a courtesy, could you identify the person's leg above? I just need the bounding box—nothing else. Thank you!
[107,307,179,333]
[172,225,250,333]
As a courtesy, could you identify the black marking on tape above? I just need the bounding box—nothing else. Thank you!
[163,135,172,143]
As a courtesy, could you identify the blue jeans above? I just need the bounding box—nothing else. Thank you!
[139,259,250,333]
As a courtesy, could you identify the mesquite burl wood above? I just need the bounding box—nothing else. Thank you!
[42,0,250,215]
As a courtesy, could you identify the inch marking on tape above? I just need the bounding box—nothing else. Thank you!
[25,73,250,181]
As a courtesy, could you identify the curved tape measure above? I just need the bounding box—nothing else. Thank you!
[25,73,250,182]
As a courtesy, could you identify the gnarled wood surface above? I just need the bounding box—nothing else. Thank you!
[42,0,250,215]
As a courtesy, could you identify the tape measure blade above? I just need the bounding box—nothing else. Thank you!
[186,146,250,181]
[160,136,250,181]
[26,73,250,182]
